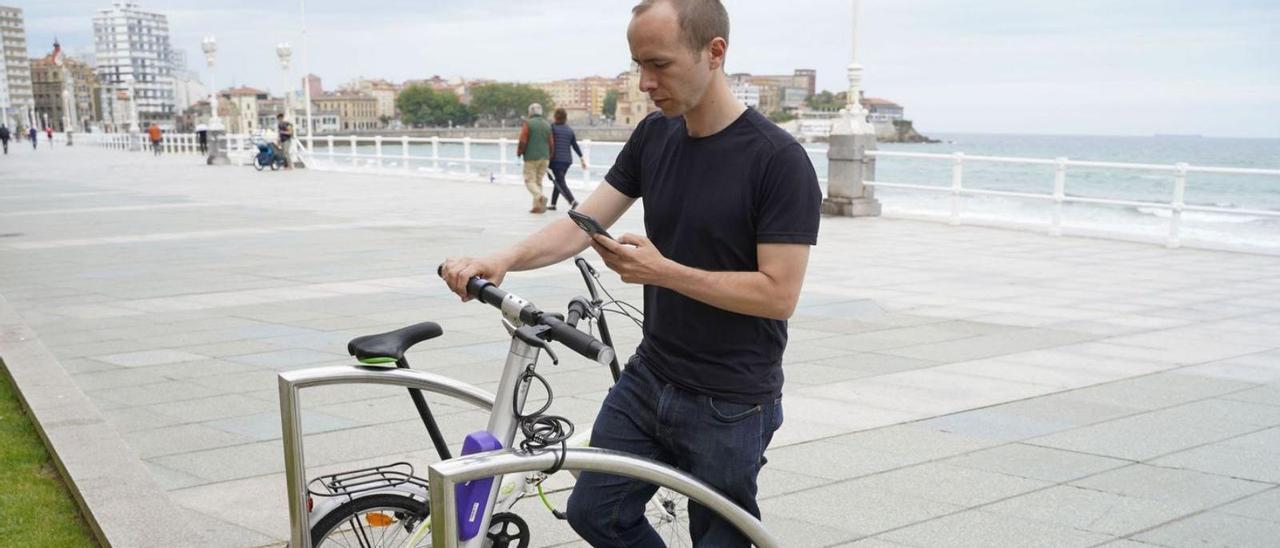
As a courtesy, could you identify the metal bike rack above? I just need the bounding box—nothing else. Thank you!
[428,447,781,548]
[279,365,497,548]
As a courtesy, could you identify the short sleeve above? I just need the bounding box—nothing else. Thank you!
[604,116,651,199]
[756,143,822,245]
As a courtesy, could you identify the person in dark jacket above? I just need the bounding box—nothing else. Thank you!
[548,108,588,210]
[28,127,37,149]
[0,125,10,155]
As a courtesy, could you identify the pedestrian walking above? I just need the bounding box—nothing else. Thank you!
[196,123,208,154]
[45,126,53,144]
[517,103,554,214]
[148,123,162,156]
[548,108,588,210]
[277,114,293,169]
[0,125,10,155]
[28,127,37,150]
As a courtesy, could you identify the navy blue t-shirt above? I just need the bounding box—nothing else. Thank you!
[605,109,821,403]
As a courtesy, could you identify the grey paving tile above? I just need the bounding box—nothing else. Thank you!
[982,484,1206,536]
[848,462,1051,507]
[1028,406,1262,461]
[124,423,254,459]
[1152,439,1280,484]
[1070,464,1271,506]
[921,408,1077,442]
[1133,511,1280,548]
[759,482,962,536]
[203,410,357,441]
[767,441,921,481]
[880,509,1113,548]
[943,443,1130,483]
[824,425,1003,461]
[1216,487,1280,523]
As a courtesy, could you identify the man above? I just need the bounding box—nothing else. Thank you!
[147,123,162,156]
[28,126,37,150]
[0,125,9,155]
[442,0,821,545]
[277,113,293,169]
[517,103,554,213]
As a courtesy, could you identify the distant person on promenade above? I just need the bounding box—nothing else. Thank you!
[517,103,554,214]
[277,114,293,169]
[28,127,37,150]
[147,123,162,156]
[196,123,208,154]
[0,125,9,155]
[45,126,53,144]
[548,108,588,210]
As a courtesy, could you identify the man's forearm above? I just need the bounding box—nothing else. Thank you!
[657,262,800,320]
[494,219,592,272]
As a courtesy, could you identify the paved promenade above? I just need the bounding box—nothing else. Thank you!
[1,145,1278,547]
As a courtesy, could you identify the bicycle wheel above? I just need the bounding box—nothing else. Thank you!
[310,493,431,547]
[647,488,692,547]
[254,157,266,171]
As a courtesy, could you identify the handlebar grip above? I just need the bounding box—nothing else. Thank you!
[438,263,506,307]
[546,319,614,366]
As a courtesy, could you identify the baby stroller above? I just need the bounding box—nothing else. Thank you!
[252,137,287,171]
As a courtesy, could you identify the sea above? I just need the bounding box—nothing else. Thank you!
[333,133,1279,252]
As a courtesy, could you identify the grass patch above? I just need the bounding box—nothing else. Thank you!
[0,364,98,547]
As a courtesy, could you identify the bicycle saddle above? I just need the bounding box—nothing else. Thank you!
[347,322,443,364]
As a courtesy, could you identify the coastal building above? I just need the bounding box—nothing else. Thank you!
[533,75,615,122]
[0,5,33,129]
[729,74,760,109]
[31,41,102,132]
[614,64,658,127]
[302,73,322,97]
[313,91,378,131]
[344,78,400,124]
[220,86,268,134]
[93,1,177,130]
[861,97,904,123]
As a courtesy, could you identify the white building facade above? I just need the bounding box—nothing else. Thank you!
[0,5,33,129]
[93,2,176,130]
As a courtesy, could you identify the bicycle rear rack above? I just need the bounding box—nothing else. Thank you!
[307,462,429,500]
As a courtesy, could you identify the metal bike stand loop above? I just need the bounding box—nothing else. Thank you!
[279,365,497,548]
[428,447,781,548]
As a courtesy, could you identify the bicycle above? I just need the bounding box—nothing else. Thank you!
[279,258,753,547]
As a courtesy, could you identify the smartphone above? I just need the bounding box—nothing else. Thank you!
[568,210,614,241]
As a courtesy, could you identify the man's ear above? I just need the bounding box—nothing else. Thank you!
[708,37,727,71]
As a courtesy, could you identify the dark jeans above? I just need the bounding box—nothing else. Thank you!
[549,161,576,206]
[566,358,782,547]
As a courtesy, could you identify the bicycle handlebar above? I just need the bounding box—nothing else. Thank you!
[437,264,614,366]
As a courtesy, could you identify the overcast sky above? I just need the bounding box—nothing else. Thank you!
[19,0,1280,138]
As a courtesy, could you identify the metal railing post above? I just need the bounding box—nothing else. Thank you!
[1169,162,1188,248]
[327,134,334,161]
[1051,157,1067,236]
[950,152,964,225]
[402,136,410,173]
[499,137,508,179]
[432,136,440,170]
[463,137,472,176]
[349,135,357,168]
[374,135,383,170]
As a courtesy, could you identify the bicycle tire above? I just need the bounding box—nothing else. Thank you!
[310,493,431,547]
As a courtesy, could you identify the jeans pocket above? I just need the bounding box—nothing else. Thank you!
[707,396,763,423]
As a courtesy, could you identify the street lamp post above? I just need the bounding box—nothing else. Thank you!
[822,0,881,217]
[300,0,314,150]
[276,42,292,124]
[202,35,230,165]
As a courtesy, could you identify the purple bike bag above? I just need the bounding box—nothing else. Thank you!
[455,431,503,541]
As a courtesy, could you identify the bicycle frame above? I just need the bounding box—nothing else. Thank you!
[280,263,778,547]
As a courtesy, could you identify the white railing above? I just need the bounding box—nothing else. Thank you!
[78,132,1278,251]
[304,135,624,189]
[864,151,1280,249]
